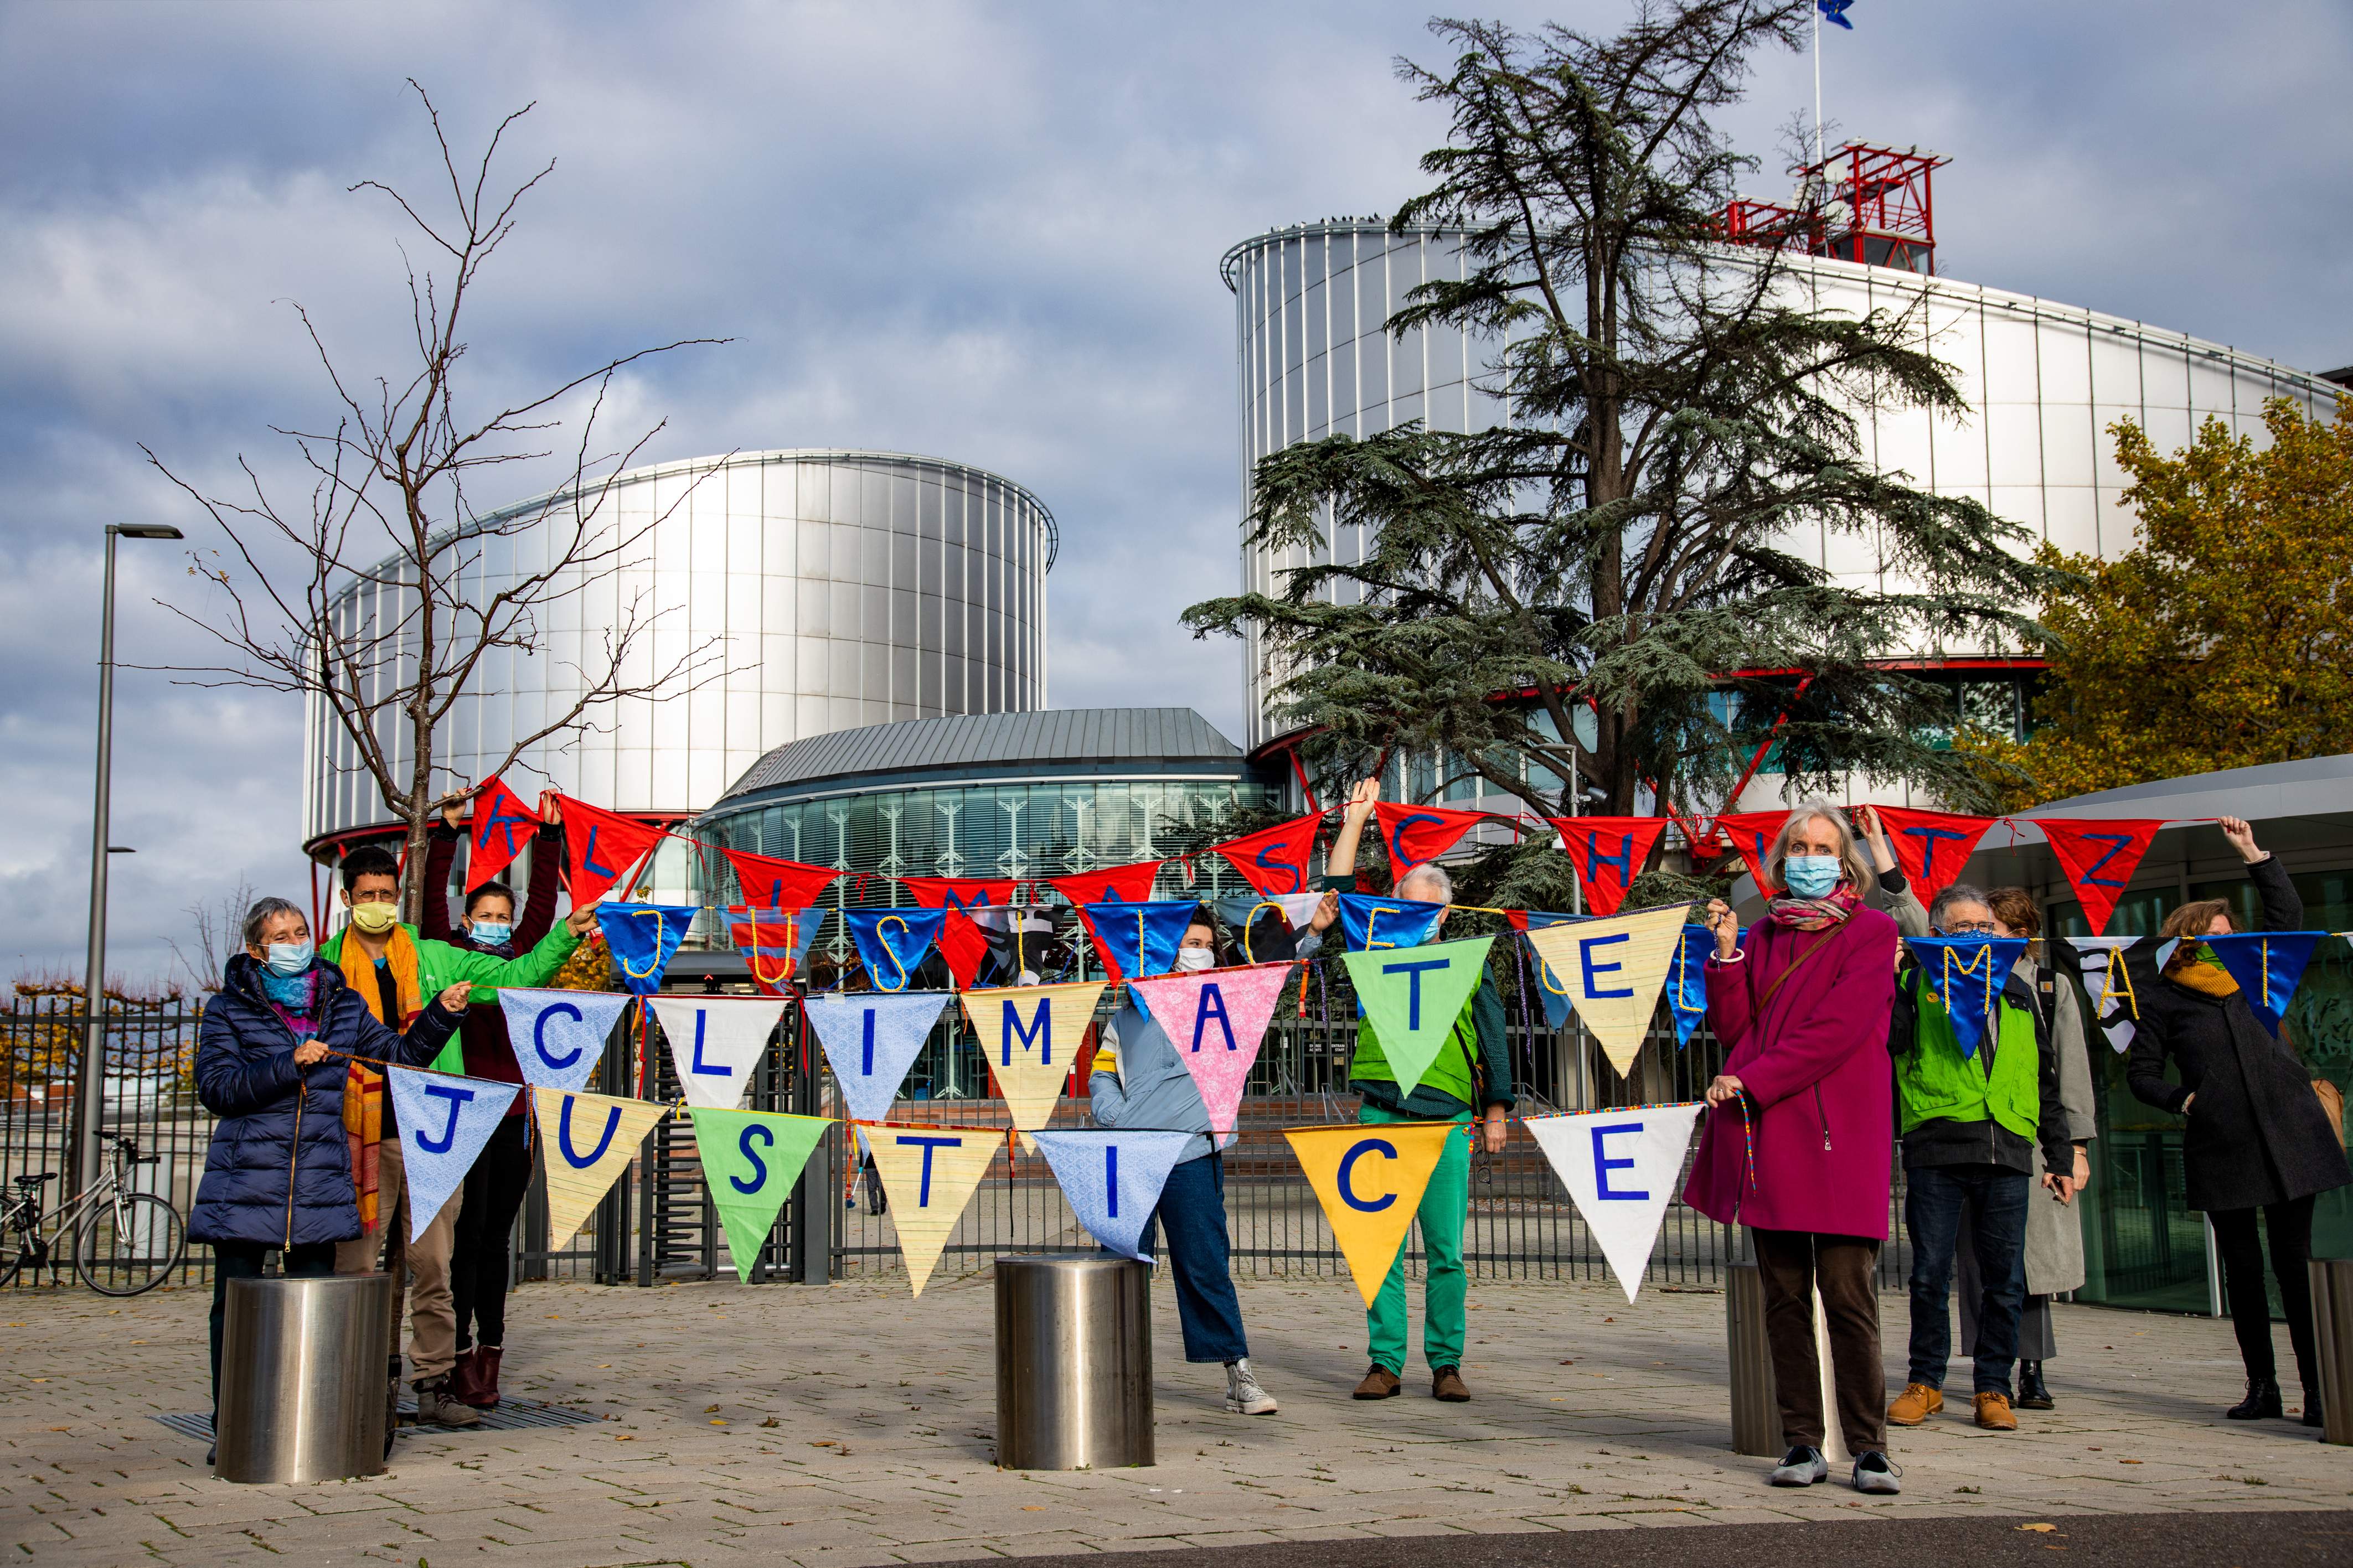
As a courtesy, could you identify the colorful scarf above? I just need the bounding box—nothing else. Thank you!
[1766,884,1861,932]
[2166,946,2242,996]
[338,928,422,1234]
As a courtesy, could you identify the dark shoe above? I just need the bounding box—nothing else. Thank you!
[2015,1361,2053,1410]
[1768,1446,1827,1487]
[2227,1378,2283,1421]
[1851,1450,1902,1494]
[465,1346,503,1409]
[447,1348,484,1407]
[2301,1385,2325,1429]
[413,1375,482,1428]
[1352,1364,1402,1400]
[1431,1366,1470,1403]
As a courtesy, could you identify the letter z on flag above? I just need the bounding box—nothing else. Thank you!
[2029,818,2162,938]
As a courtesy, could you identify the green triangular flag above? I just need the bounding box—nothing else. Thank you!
[1341,935,1494,1097]
[686,1108,833,1282]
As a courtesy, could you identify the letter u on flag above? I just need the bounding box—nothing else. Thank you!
[1337,892,1446,953]
[844,907,948,992]
[598,903,699,995]
[1082,900,1198,980]
[804,991,951,1123]
[530,1089,668,1250]
[1905,936,2029,1057]
[2205,932,2323,1037]
[1129,962,1292,1137]
[1342,936,1493,1097]
[868,1129,1002,1297]
[1283,1121,1458,1306]
[1523,905,1685,1075]
[721,907,826,995]
[650,995,787,1109]
[1030,1130,1195,1261]
[1546,816,1667,917]
[498,987,633,1091]
[1524,1104,1704,1303]
[386,1068,519,1240]
[464,775,541,893]
[687,1108,832,1282]
[958,980,1107,1130]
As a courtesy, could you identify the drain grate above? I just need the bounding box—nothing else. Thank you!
[154,1399,603,1442]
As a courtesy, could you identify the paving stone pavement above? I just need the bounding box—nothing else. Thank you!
[3,1272,2346,1567]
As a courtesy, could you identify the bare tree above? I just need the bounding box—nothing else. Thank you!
[147,82,729,920]
[164,876,257,995]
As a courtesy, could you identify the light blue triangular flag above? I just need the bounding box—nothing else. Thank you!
[1030,1129,1196,1262]
[805,990,952,1122]
[2205,932,2324,1037]
[386,1067,519,1240]
[1905,936,2029,1058]
[498,988,633,1091]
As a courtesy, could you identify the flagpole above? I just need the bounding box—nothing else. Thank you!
[1813,2,1824,170]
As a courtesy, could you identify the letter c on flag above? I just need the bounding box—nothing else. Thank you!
[534,1000,585,1069]
[1337,1137,1398,1213]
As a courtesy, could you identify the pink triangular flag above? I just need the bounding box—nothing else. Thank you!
[1128,962,1292,1143]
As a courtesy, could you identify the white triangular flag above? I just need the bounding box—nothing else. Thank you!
[1525,1104,1704,1303]
[2070,935,2142,1053]
[649,995,787,1109]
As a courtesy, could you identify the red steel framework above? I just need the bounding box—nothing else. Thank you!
[1718,141,1948,276]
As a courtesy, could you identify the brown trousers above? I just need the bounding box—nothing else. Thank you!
[334,1135,463,1380]
[1752,1228,1886,1453]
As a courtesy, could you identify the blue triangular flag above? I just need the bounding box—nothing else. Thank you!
[843,907,948,992]
[1518,912,1585,1029]
[497,987,634,1091]
[1669,925,1714,1049]
[1818,0,1854,30]
[2205,932,2324,1037]
[597,902,699,995]
[1030,1129,1196,1262]
[805,990,952,1121]
[1082,901,1199,980]
[386,1067,519,1240]
[1905,936,2029,1058]
[1337,892,1446,953]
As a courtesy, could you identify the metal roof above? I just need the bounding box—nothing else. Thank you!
[711,707,1247,806]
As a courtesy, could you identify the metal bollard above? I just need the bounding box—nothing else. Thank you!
[1725,1260,1779,1456]
[2310,1259,2353,1445]
[214,1273,395,1483]
[994,1255,1152,1469]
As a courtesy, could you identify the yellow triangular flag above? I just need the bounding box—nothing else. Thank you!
[866,1126,1003,1297]
[1523,904,1685,1075]
[1283,1121,1458,1307]
[531,1088,670,1251]
[958,979,1106,1131]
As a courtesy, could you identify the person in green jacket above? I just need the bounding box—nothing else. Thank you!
[321,842,594,1429]
[1315,780,1515,1404]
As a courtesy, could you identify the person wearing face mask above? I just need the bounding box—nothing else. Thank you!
[420,794,569,1410]
[1086,908,1277,1416]
[318,836,598,1431]
[1684,803,1902,1494]
[189,897,469,1452]
[2128,816,2350,1427]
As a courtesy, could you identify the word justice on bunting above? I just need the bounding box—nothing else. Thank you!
[462,775,541,892]
[1522,905,1686,1076]
[1523,1104,1704,1304]
[386,1068,520,1242]
[651,995,788,1109]
[803,991,952,1123]
[1082,900,1199,982]
[866,1128,1003,1297]
[498,988,634,1092]
[844,907,948,992]
[2063,935,2142,1052]
[1029,1130,1196,1262]
[2204,932,2325,1037]
[1283,1121,1459,1307]
[687,1108,833,1282]
[598,902,699,995]
[1341,936,1494,1098]
[533,1088,668,1250]
[1128,961,1293,1140]
[1335,892,1445,953]
[1905,935,2030,1058]
[958,980,1108,1133]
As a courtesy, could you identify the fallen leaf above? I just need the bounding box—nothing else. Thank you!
[760,1418,780,1429]
[2120,1459,2142,1465]
[2019,1524,2057,1534]
[1022,1506,1045,1512]
[705,1405,721,1414]
[710,1419,727,1426]
[615,1435,634,1442]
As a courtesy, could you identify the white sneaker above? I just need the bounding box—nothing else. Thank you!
[1224,1358,1277,1414]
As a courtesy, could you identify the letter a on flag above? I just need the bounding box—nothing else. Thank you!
[1130,962,1292,1137]
[1342,937,1493,1096]
[650,995,787,1109]
[531,1088,668,1249]
[1030,1130,1195,1261]
[1546,816,1668,917]
[804,990,951,1123]
[2064,935,2142,1052]
[958,980,1107,1131]
[1524,1105,1704,1303]
[558,795,668,904]
[868,1129,1002,1296]
[687,1108,832,1282]
[2031,818,2162,936]
[1524,905,1684,1075]
[1284,1121,1458,1306]
[499,987,633,1091]
[598,903,699,995]
[386,1068,519,1240]
[463,775,541,893]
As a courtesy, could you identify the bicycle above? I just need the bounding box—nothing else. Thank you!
[0,1131,188,1296]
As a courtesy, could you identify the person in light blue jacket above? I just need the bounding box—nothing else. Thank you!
[1088,907,1277,1415]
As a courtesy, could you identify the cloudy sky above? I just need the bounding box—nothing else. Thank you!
[3,0,2347,987]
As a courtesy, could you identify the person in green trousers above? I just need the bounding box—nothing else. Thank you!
[1308,780,1516,1402]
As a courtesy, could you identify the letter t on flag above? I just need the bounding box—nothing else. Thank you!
[1872,805,1994,898]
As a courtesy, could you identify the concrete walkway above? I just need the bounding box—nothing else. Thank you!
[3,1272,2346,1567]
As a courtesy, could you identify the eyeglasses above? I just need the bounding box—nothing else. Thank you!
[1937,922,1999,936]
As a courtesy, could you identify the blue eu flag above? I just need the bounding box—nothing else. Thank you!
[1818,0,1854,28]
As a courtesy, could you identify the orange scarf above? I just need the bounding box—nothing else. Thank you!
[339,928,423,1233]
[2166,956,2241,998]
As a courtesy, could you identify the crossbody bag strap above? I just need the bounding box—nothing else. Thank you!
[1757,932,1832,1011]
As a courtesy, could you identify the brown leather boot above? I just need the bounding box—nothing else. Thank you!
[447,1349,484,1407]
[1431,1367,1471,1403]
[469,1346,503,1409]
[1886,1382,1943,1426]
[1973,1391,2017,1431]
[1353,1364,1402,1400]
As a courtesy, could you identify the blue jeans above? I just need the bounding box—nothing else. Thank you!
[1127,1151,1250,1364]
[1905,1163,2029,1395]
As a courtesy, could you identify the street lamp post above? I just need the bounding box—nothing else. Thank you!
[70,522,183,1201]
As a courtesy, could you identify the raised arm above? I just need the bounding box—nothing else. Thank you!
[2222,817,2304,933]
[421,817,460,943]
[511,808,565,949]
[365,985,468,1068]
[1319,779,1379,892]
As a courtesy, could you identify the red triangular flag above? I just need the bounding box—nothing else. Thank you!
[463,775,542,893]
[1707,810,1789,892]
[1371,801,1488,873]
[557,795,668,904]
[721,847,839,912]
[1046,861,1165,907]
[1873,805,1995,897]
[1545,816,1669,917]
[934,909,991,990]
[900,878,1019,991]
[2031,818,2164,936]
[1209,817,1323,897]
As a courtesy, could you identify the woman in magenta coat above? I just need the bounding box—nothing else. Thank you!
[1684,802,1901,1495]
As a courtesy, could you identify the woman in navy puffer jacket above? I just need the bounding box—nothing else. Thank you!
[192,897,466,1412]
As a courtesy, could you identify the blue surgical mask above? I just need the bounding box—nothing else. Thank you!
[469,921,513,948]
[1782,855,1842,899]
[265,941,314,976]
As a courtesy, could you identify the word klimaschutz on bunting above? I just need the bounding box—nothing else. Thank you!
[1284,1121,1458,1306]
[687,1108,832,1281]
[651,995,788,1109]
[804,991,952,1122]
[1029,1130,1196,1261]
[1341,937,1494,1098]
[866,1128,1002,1297]
[958,980,1107,1132]
[1524,1105,1704,1303]
[1522,905,1685,1075]
[532,1088,669,1249]
[387,1068,520,1241]
[1128,962,1292,1139]
[499,988,634,1092]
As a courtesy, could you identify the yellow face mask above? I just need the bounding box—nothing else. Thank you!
[348,901,399,935]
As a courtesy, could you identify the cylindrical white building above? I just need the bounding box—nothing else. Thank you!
[303,448,1055,871]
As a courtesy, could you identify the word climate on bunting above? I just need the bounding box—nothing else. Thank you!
[497,988,633,1092]
[867,1129,1002,1297]
[650,995,788,1109]
[1524,1105,1704,1303]
[386,1068,520,1241]
[532,1088,668,1249]
[1128,962,1292,1139]
[1522,905,1685,1075]
[1283,1121,1459,1306]
[1029,1130,1196,1261]
[804,991,952,1123]
[958,980,1108,1131]
[1341,937,1494,1098]
[687,1108,832,1282]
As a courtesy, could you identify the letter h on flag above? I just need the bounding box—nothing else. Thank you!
[1546,816,1667,917]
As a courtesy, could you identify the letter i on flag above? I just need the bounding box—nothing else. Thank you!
[1283,1122,1458,1306]
[2205,932,2323,1037]
[386,1068,519,1241]
[687,1108,832,1282]
[532,1089,668,1249]
[1129,962,1292,1139]
[1342,936,1493,1096]
[958,980,1107,1131]
[804,991,951,1122]
[1029,1130,1196,1261]
[499,988,634,1091]
[650,995,787,1110]
[868,1130,1002,1297]
[1524,1105,1704,1303]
